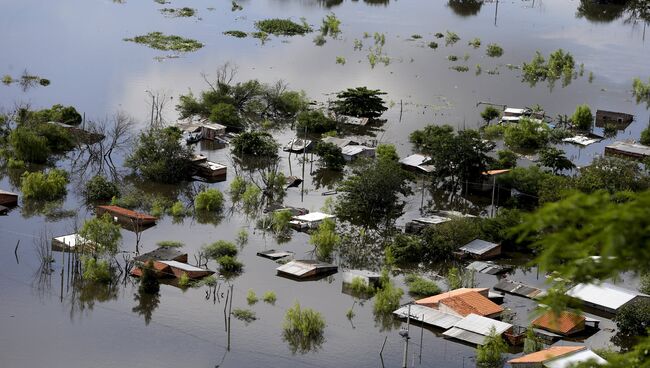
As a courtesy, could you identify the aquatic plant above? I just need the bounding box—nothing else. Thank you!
[21,169,69,200]
[522,49,576,87]
[450,65,469,72]
[434,32,444,38]
[2,75,12,85]
[157,240,184,248]
[263,290,277,304]
[282,302,326,354]
[255,18,311,36]
[447,55,458,61]
[320,13,341,37]
[428,41,438,49]
[232,308,257,323]
[241,184,262,213]
[247,289,259,305]
[194,188,224,212]
[353,38,363,50]
[411,34,422,39]
[236,229,249,248]
[310,218,340,260]
[203,240,238,260]
[229,176,247,203]
[313,34,326,46]
[223,30,247,38]
[346,308,355,320]
[633,77,650,105]
[160,7,196,17]
[468,37,481,48]
[336,56,346,65]
[83,175,120,201]
[252,31,269,44]
[404,274,441,297]
[445,31,460,46]
[485,43,503,57]
[124,32,203,52]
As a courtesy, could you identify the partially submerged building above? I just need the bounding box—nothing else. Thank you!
[494,279,544,299]
[96,205,157,228]
[276,260,338,280]
[393,304,462,329]
[194,160,227,180]
[605,141,650,160]
[290,212,335,230]
[341,269,381,288]
[200,123,227,140]
[399,154,435,173]
[415,288,503,319]
[442,313,513,345]
[133,247,188,263]
[595,110,633,129]
[532,311,586,336]
[0,189,18,208]
[466,261,510,275]
[51,234,95,252]
[457,239,501,260]
[508,346,606,367]
[341,145,375,162]
[131,260,213,279]
[567,282,650,314]
[256,249,294,260]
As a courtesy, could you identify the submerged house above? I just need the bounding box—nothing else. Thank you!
[283,138,312,153]
[276,260,338,280]
[494,279,544,299]
[532,311,586,336]
[605,141,650,160]
[442,313,513,345]
[341,269,381,288]
[133,247,188,263]
[393,303,462,329]
[399,154,435,173]
[595,110,633,129]
[415,288,503,319]
[96,205,157,228]
[321,136,359,149]
[200,123,227,140]
[341,145,375,162]
[0,189,18,208]
[131,260,213,279]
[567,282,650,314]
[51,234,95,253]
[457,239,501,260]
[290,212,335,230]
[508,346,606,367]
[194,160,227,180]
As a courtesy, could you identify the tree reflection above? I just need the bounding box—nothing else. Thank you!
[69,280,119,318]
[576,0,650,24]
[448,0,484,17]
[132,289,161,325]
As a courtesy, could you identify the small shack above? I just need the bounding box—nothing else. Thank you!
[399,154,435,173]
[458,239,501,260]
[341,145,375,162]
[341,115,369,126]
[562,133,602,146]
[393,304,462,329]
[200,123,227,140]
[508,346,606,368]
[494,279,544,299]
[96,205,157,228]
[133,247,188,263]
[466,261,510,275]
[442,313,513,345]
[51,234,95,252]
[290,212,335,230]
[194,160,227,180]
[567,282,650,314]
[276,260,338,279]
[131,260,213,279]
[257,249,294,260]
[532,311,586,336]
[321,136,359,149]
[405,215,450,234]
[605,141,650,160]
[596,110,634,129]
[341,269,381,288]
[0,190,18,207]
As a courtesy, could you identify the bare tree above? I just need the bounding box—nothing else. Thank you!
[145,89,172,129]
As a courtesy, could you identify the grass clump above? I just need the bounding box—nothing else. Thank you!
[336,56,346,65]
[451,65,469,72]
[21,169,69,201]
[411,34,422,39]
[633,77,650,105]
[217,255,243,273]
[448,55,458,61]
[434,32,444,38]
[160,7,196,17]
[428,41,438,49]
[255,18,311,36]
[320,13,341,37]
[486,43,503,57]
[282,302,326,353]
[124,32,203,52]
[349,277,376,298]
[445,31,460,46]
[157,240,184,248]
[263,290,277,304]
[236,229,249,248]
[247,289,259,305]
[405,274,441,297]
[194,188,224,212]
[232,308,257,323]
[468,38,481,48]
[252,31,269,44]
[203,240,237,259]
[223,30,247,38]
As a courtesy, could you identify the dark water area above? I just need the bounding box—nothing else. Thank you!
[1,0,648,367]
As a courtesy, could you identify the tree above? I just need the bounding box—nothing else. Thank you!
[231,131,278,157]
[574,156,650,194]
[476,326,508,368]
[640,126,650,146]
[84,175,120,201]
[203,240,238,260]
[9,128,50,163]
[376,143,399,162]
[503,118,550,150]
[523,327,545,354]
[79,214,122,256]
[572,104,593,131]
[282,302,326,354]
[314,142,345,171]
[296,110,336,133]
[21,169,69,201]
[614,299,650,337]
[331,87,387,119]
[209,102,243,128]
[539,147,575,174]
[335,159,412,230]
[493,149,517,169]
[309,218,340,260]
[126,127,194,183]
[194,188,224,212]
[481,106,501,123]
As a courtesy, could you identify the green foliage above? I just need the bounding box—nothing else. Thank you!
[315,142,346,171]
[385,234,424,266]
[421,218,481,262]
[572,104,593,130]
[209,103,243,128]
[156,240,184,248]
[252,31,269,43]
[320,13,341,37]
[445,31,460,46]
[126,127,194,183]
[503,118,550,150]
[242,184,262,213]
[450,65,469,72]
[124,32,203,52]
[523,327,545,354]
[27,104,82,125]
[232,308,257,322]
[574,156,650,194]
[428,41,438,49]
[271,209,293,236]
[283,302,326,353]
[229,176,247,202]
[482,124,505,140]
[522,49,576,87]
[539,147,575,173]
[231,131,279,157]
[139,260,160,294]
[236,229,249,248]
[641,273,650,295]
[494,149,518,169]
[178,272,191,288]
[160,7,195,17]
[84,175,120,201]
[640,126,650,146]
[255,18,311,36]
[614,299,650,337]
[376,144,399,162]
[296,110,336,133]
[21,169,69,201]
[263,290,277,304]
[336,159,412,229]
[348,277,376,298]
[9,128,50,163]
[169,201,186,217]
[203,240,238,260]
[216,255,243,273]
[194,188,224,212]
[373,276,404,315]
[331,87,388,119]
[404,274,441,297]
[468,38,481,48]
[310,218,340,260]
[223,30,247,38]
[481,106,501,123]
[486,43,503,57]
[79,214,122,256]
[247,289,259,305]
[633,77,650,105]
[82,257,112,283]
[476,326,508,368]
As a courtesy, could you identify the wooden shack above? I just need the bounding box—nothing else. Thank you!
[276,260,338,280]
[0,190,18,207]
[96,205,157,227]
[200,123,227,140]
[595,110,633,129]
[605,141,650,160]
[194,160,227,181]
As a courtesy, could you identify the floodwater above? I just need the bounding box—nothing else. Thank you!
[0,0,648,367]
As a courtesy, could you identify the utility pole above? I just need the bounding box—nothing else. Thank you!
[400,304,411,368]
[490,175,496,218]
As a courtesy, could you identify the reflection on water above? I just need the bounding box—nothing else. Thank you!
[70,280,119,317]
[577,0,650,24]
[447,0,484,17]
[132,289,161,325]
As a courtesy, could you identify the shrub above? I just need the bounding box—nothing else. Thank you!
[309,218,340,260]
[242,184,262,213]
[169,201,186,217]
[178,272,191,288]
[247,289,259,305]
[476,326,508,368]
[231,131,279,157]
[21,169,69,201]
[428,41,438,49]
[445,31,460,46]
[321,13,341,37]
[503,118,550,150]
[255,18,311,36]
[84,175,120,201]
[139,260,160,294]
[223,30,247,38]
[640,127,650,146]
[229,176,247,202]
[232,308,257,322]
[421,218,481,263]
[9,128,50,163]
[523,327,544,354]
[348,277,376,298]
[571,104,593,130]
[404,274,441,297]
[486,43,503,57]
[124,32,203,52]
[236,229,249,248]
[315,142,345,170]
[385,234,424,266]
[373,277,404,315]
[194,188,224,212]
[263,290,277,304]
[468,38,481,48]
[217,255,243,273]
[296,110,336,133]
[494,149,518,169]
[482,124,505,140]
[271,209,293,235]
[376,144,399,162]
[481,106,501,123]
[283,302,326,349]
[79,214,122,256]
[126,127,194,183]
[633,77,650,104]
[157,240,184,248]
[203,240,238,260]
[82,257,112,283]
[614,299,650,337]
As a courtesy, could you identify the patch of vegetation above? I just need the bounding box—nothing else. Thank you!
[84,175,120,201]
[411,34,422,39]
[126,127,194,183]
[255,18,311,36]
[169,201,186,217]
[476,326,507,368]
[310,218,340,260]
[353,38,363,50]
[450,65,469,72]
[503,118,550,150]
[178,272,191,288]
[404,274,441,297]
[447,55,458,61]
[21,169,69,201]
[282,302,326,354]
[493,149,518,169]
[313,34,326,46]
[82,257,112,283]
[481,106,501,123]
[522,49,576,87]
[633,77,650,106]
[79,214,122,255]
[314,142,346,171]
[428,41,438,49]
[247,289,259,305]
[331,86,387,119]
[124,32,203,52]
[486,43,503,57]
[252,31,269,44]
[194,188,225,212]
[445,31,460,46]
[223,30,247,38]
[336,56,346,65]
[204,240,237,260]
[468,37,481,48]
[231,131,279,157]
[157,240,184,248]
[320,13,341,37]
[236,229,249,248]
[232,308,257,323]
[373,273,404,315]
[348,277,376,298]
[160,7,196,17]
[139,260,160,294]
[217,255,243,273]
[297,110,336,133]
[263,290,277,304]
[571,104,593,130]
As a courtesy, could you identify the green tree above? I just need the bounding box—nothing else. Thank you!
[335,159,411,229]
[126,127,194,183]
[376,143,399,162]
[79,214,122,256]
[503,118,550,150]
[331,87,388,119]
[494,149,518,169]
[309,218,340,260]
[231,131,278,157]
[476,326,508,368]
[194,188,224,212]
[614,299,650,337]
[9,128,50,163]
[385,234,424,266]
[574,156,650,194]
[21,169,69,200]
[203,240,238,260]
[572,104,593,131]
[296,110,336,133]
[539,147,575,174]
[641,126,650,146]
[523,327,545,354]
[481,106,501,123]
[315,142,346,170]
[84,175,120,201]
[209,102,243,128]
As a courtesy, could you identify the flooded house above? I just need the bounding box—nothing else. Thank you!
[466,261,510,275]
[508,346,606,368]
[494,279,544,299]
[283,138,312,153]
[96,205,157,228]
[321,136,359,149]
[605,141,650,160]
[457,239,502,260]
[393,303,462,329]
[567,282,650,315]
[51,234,95,252]
[276,260,338,280]
[399,154,435,173]
[0,189,18,208]
[531,310,586,336]
[414,288,504,319]
[595,110,634,129]
[404,214,451,234]
[200,123,227,140]
[133,247,188,263]
[341,269,381,288]
[256,249,294,260]
[562,133,603,146]
[194,160,227,180]
[289,212,335,230]
[341,145,375,162]
[442,313,513,345]
[131,260,214,279]
[340,115,369,126]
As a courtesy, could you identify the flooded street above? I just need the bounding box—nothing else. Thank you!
[1,0,649,367]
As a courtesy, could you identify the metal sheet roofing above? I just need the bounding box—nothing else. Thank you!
[159,261,207,272]
[606,141,650,156]
[413,215,450,225]
[466,261,506,275]
[53,234,92,249]
[292,212,335,223]
[563,135,600,146]
[459,239,499,255]
[451,313,512,336]
[256,249,294,260]
[504,107,527,115]
[494,279,543,299]
[341,145,374,157]
[321,136,356,148]
[442,327,489,345]
[393,304,461,330]
[567,282,649,311]
[134,247,186,262]
[276,260,337,277]
[399,154,432,167]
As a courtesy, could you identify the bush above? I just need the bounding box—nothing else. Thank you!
[139,260,160,294]
[223,30,247,38]
[283,302,326,350]
[482,124,505,140]
[503,118,550,150]
[309,218,340,260]
[209,103,243,128]
[84,175,120,201]
[633,77,650,104]
[229,176,247,202]
[476,326,508,368]
[481,106,501,123]
[178,272,191,288]
[29,104,82,125]
[126,127,194,183]
[348,277,376,298]
[263,290,277,304]
[124,32,203,52]
[486,43,503,57]
[315,142,346,171]
[82,257,112,283]
[9,128,50,163]
[79,214,122,256]
[217,255,243,273]
[296,110,336,133]
[376,144,399,162]
[255,18,311,36]
[21,169,69,200]
[203,240,238,260]
[614,299,650,337]
[157,240,184,248]
[373,278,404,315]
[385,234,424,266]
[195,188,224,212]
[232,308,257,322]
[231,131,279,157]
[494,149,518,169]
[247,289,259,305]
[572,104,593,130]
[404,274,441,297]
[169,201,186,217]
[35,123,75,152]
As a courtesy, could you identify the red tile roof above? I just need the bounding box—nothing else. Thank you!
[508,346,585,364]
[440,291,504,317]
[532,311,585,335]
[97,205,157,221]
[415,288,489,308]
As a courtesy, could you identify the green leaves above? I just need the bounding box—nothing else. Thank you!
[332,87,387,119]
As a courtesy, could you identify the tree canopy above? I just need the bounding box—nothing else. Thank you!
[331,87,387,119]
[125,127,194,183]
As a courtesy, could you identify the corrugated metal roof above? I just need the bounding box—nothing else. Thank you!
[452,313,512,336]
[321,136,356,148]
[606,141,650,156]
[341,145,374,157]
[393,304,461,329]
[53,234,93,249]
[134,247,186,262]
[567,283,649,311]
[459,239,499,255]
[466,261,506,275]
[256,249,294,260]
[276,260,337,277]
[442,327,488,345]
[563,135,600,146]
[504,107,527,115]
[413,215,450,225]
[494,279,543,299]
[159,260,207,272]
[292,212,335,223]
[545,349,606,368]
[399,154,431,167]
